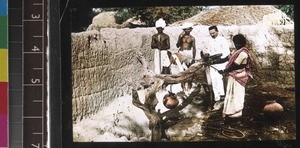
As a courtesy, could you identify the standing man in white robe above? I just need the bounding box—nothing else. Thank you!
[151,18,171,74]
[202,25,230,110]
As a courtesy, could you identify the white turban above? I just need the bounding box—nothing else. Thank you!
[181,22,193,29]
[155,18,166,28]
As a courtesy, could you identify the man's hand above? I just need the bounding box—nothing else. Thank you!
[180,31,185,37]
[191,59,195,65]
[218,70,225,74]
[208,59,214,65]
[203,59,213,66]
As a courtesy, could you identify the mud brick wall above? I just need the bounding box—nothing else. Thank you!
[72,24,294,122]
[71,29,153,121]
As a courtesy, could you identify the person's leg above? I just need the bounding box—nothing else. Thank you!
[154,49,160,74]
[210,67,225,101]
[205,67,213,111]
[223,77,244,124]
[209,67,225,110]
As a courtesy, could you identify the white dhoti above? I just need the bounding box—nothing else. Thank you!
[222,76,245,118]
[154,49,170,74]
[205,62,227,101]
[178,50,193,64]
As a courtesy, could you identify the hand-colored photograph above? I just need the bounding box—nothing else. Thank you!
[70,5,295,143]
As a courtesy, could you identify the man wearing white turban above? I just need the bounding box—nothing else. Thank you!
[151,18,171,74]
[176,22,196,66]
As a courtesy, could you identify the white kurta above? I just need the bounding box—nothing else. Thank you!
[204,35,230,101]
[154,49,170,74]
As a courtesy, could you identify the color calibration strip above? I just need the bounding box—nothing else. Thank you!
[9,0,23,147]
[0,0,8,148]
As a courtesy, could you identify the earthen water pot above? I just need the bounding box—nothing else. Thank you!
[163,93,179,109]
[263,100,284,120]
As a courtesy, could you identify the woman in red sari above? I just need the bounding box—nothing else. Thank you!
[211,34,254,124]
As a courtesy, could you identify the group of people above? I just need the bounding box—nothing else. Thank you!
[151,18,254,124]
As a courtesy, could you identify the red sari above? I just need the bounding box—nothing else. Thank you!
[226,47,254,87]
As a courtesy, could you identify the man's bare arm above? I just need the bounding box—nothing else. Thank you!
[192,37,196,59]
[176,32,184,48]
[151,35,157,49]
[166,35,170,50]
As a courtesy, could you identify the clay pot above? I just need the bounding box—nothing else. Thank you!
[263,100,284,120]
[163,93,179,109]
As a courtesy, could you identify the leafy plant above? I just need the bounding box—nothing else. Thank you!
[274,5,294,20]
[113,6,202,26]
[115,8,135,24]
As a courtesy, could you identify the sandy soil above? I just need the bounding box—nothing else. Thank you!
[73,81,296,143]
[73,83,206,142]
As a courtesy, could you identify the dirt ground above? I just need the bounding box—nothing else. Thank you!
[167,82,296,144]
[73,78,296,145]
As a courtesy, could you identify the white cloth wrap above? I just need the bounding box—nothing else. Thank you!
[154,49,170,74]
[205,66,225,101]
[222,76,245,117]
[178,50,193,63]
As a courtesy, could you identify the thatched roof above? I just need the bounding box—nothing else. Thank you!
[172,5,293,26]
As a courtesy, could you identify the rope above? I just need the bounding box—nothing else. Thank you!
[202,116,245,139]
[221,125,245,139]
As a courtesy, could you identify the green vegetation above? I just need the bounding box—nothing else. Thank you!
[114,6,202,26]
[70,5,294,32]
[71,8,97,32]
[274,5,294,20]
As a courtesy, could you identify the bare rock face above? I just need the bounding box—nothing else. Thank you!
[87,11,121,30]
[92,11,117,27]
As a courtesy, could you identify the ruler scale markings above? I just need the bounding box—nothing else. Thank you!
[9,41,23,44]
[9,25,23,27]
[10,89,22,91]
[33,100,43,103]
[33,68,43,70]
[33,3,43,6]
[24,84,43,86]
[31,143,40,148]
[23,0,46,147]
[23,52,43,54]
[23,116,43,119]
